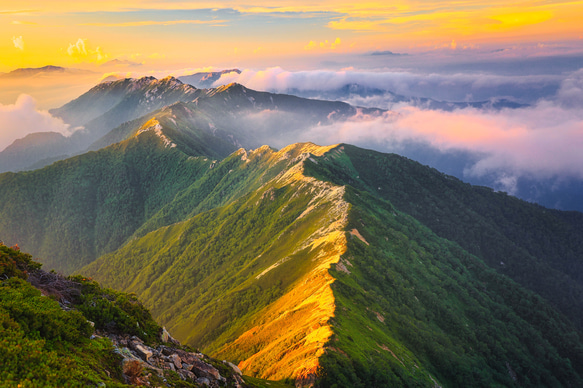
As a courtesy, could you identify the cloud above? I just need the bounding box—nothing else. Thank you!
[556,68,583,109]
[0,95,71,152]
[67,38,88,57]
[298,97,583,184]
[79,19,228,27]
[12,36,24,50]
[212,67,562,104]
[224,68,583,191]
[67,38,108,63]
[304,38,341,50]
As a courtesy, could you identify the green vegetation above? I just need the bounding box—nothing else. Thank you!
[2,112,583,386]
[0,243,306,387]
[81,145,339,352]
[79,143,583,386]
[317,186,583,387]
[304,144,583,332]
[0,244,126,387]
[70,275,162,344]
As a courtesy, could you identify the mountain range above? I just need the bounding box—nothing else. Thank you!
[0,65,95,79]
[0,74,583,386]
[0,75,381,173]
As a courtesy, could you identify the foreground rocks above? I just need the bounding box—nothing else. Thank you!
[100,331,246,387]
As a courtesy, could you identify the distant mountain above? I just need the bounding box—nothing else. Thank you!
[0,77,383,173]
[179,69,241,88]
[0,132,76,173]
[284,83,527,111]
[101,58,142,67]
[0,76,204,173]
[0,65,94,79]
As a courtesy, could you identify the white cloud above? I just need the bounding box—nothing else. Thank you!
[67,38,87,57]
[0,95,71,151]
[12,36,24,50]
[67,38,108,63]
[213,67,562,104]
[299,100,583,182]
[211,67,583,186]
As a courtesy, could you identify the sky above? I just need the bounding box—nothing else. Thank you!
[1,0,583,72]
[1,1,583,210]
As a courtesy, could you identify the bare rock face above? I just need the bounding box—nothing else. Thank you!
[103,330,242,387]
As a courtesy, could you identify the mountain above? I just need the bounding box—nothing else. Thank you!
[0,76,204,173]
[283,83,527,111]
[0,65,95,79]
[1,105,583,386]
[0,132,75,173]
[0,77,382,173]
[0,243,272,387]
[179,69,241,88]
[89,81,382,153]
[78,142,583,387]
[101,58,143,68]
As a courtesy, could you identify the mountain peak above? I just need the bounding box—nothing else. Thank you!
[0,65,94,79]
[134,118,176,148]
[178,69,241,88]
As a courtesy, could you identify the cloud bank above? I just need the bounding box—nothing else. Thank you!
[213,67,563,104]
[228,68,583,196]
[0,95,71,151]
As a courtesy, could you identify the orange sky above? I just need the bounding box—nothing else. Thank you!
[1,0,583,72]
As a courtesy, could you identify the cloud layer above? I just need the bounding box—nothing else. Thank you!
[227,68,583,196]
[213,67,562,104]
[0,95,71,151]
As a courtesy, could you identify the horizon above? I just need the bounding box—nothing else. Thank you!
[2,1,583,72]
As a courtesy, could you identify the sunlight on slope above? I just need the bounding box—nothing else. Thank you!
[216,144,349,382]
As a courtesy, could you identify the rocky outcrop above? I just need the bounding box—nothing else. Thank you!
[102,332,247,387]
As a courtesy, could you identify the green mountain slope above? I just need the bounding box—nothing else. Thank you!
[304,145,583,332]
[0,130,214,273]
[0,243,283,387]
[0,77,204,173]
[1,99,583,386]
[79,144,583,387]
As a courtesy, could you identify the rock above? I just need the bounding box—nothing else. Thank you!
[159,345,175,356]
[174,348,199,364]
[233,373,246,388]
[178,369,196,381]
[169,353,182,369]
[195,377,211,386]
[182,363,193,371]
[130,335,143,343]
[192,360,221,380]
[223,360,242,375]
[161,326,180,345]
[130,341,154,361]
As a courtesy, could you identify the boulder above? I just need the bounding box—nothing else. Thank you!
[223,360,242,375]
[161,326,180,345]
[130,341,154,362]
[169,353,182,369]
[178,369,196,382]
[196,377,211,386]
[192,360,221,380]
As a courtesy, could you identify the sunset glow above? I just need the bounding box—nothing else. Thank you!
[1,1,582,72]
